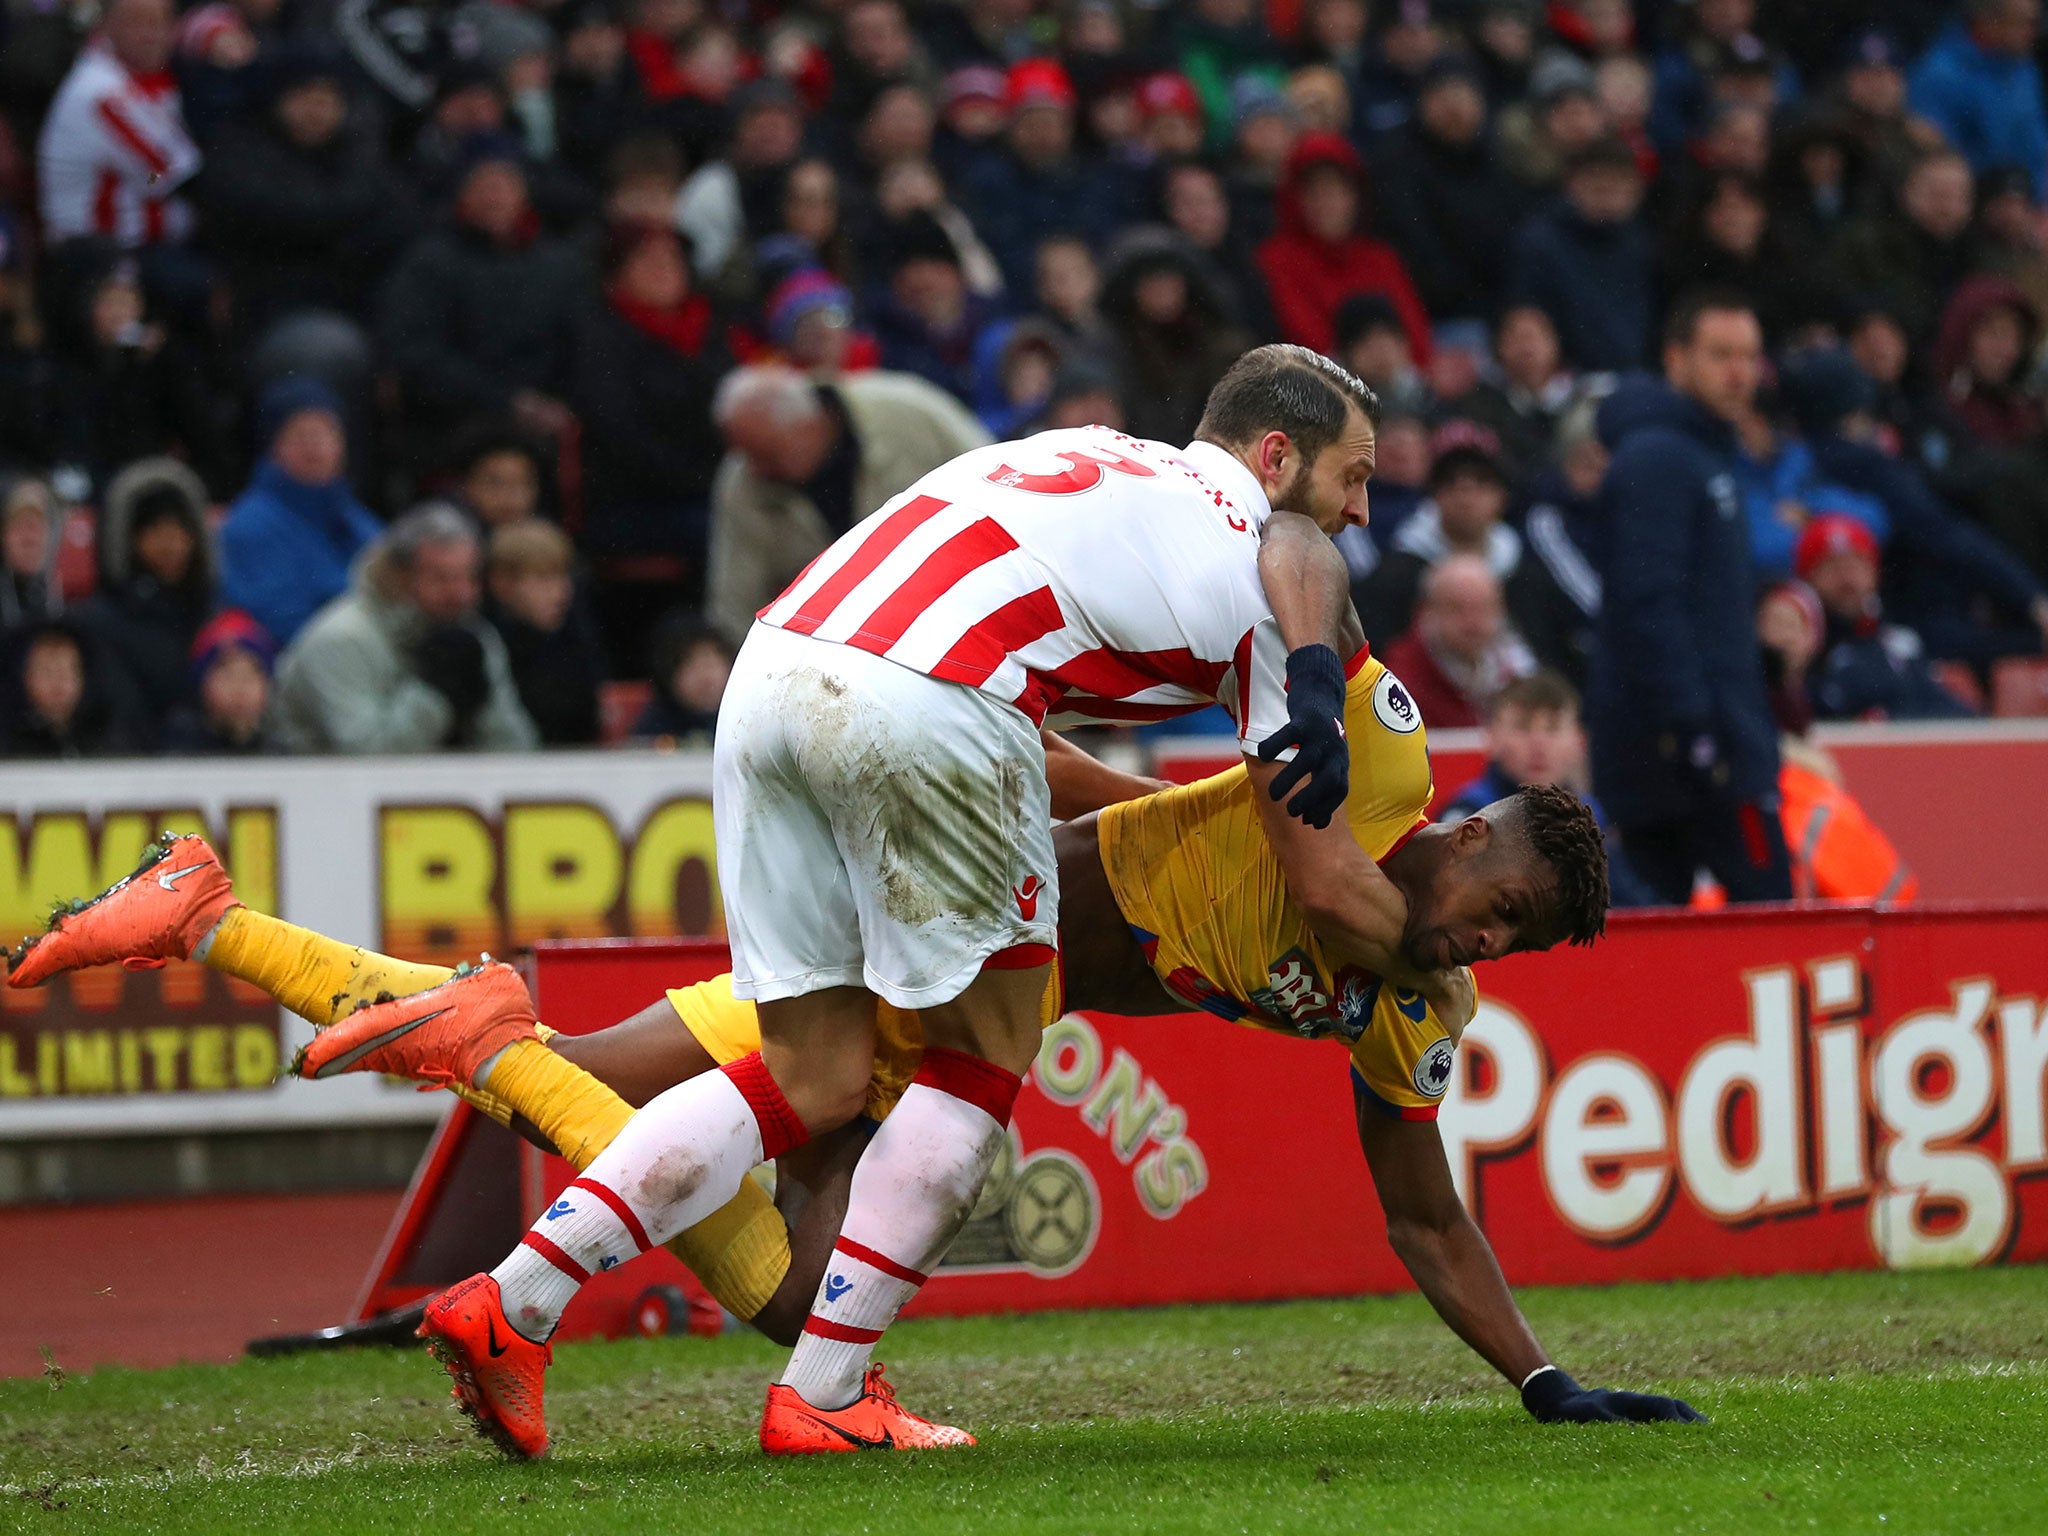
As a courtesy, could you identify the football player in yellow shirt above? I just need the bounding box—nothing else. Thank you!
[8,639,1697,1453]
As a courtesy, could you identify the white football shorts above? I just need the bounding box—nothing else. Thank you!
[713,623,1059,1009]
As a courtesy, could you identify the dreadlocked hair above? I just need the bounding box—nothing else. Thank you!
[1511,783,1609,947]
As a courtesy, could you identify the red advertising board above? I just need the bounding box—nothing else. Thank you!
[465,906,2048,1334]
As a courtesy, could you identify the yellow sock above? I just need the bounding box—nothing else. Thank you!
[668,1177,790,1321]
[203,908,454,1026]
[485,1038,791,1319]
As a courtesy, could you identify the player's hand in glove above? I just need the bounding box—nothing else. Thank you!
[1521,1366,1706,1424]
[414,624,491,722]
[1258,643,1349,829]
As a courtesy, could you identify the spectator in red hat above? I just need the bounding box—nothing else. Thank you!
[958,58,1121,292]
[1137,73,1206,160]
[1255,131,1431,360]
[1797,512,1975,720]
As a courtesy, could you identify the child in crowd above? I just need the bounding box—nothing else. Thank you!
[485,520,605,745]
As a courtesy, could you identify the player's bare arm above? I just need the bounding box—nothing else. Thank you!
[1258,510,1355,658]
[1041,731,1171,821]
[1243,754,1440,996]
[1353,1101,1548,1384]
[1353,1095,1700,1423]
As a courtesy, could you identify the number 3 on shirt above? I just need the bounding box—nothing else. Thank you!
[986,448,1157,496]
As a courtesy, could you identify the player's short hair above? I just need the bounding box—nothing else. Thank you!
[1663,285,1758,349]
[1487,668,1580,723]
[1194,344,1382,463]
[1498,782,1608,948]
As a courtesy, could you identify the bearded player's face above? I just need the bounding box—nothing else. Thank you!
[1271,408,1376,535]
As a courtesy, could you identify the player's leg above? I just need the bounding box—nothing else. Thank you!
[4,832,455,1013]
[761,647,1059,1450]
[413,630,878,1455]
[771,959,1044,1426]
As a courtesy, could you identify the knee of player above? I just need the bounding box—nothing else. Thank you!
[787,1066,872,1136]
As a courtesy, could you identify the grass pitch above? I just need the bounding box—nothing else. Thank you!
[3,1267,2045,1534]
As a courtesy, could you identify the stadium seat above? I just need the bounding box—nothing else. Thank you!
[1991,656,2048,718]
[1932,660,1985,714]
[599,680,653,745]
[55,507,98,600]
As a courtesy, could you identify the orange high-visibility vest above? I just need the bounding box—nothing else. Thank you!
[1780,760,1917,903]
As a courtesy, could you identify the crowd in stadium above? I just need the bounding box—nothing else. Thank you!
[2,0,2048,783]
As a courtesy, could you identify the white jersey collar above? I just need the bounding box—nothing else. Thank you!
[1178,439,1276,527]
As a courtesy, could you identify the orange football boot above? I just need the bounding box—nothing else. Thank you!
[419,1273,552,1459]
[760,1364,977,1453]
[292,960,539,1090]
[6,833,238,988]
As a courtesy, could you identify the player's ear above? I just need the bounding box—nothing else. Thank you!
[1257,429,1291,480]
[1451,816,1492,856]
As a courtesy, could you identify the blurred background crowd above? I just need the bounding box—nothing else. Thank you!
[4,0,2048,886]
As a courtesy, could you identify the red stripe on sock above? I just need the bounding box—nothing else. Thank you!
[721,1051,811,1160]
[803,1316,885,1344]
[983,941,1056,970]
[834,1236,930,1287]
[521,1231,589,1283]
[912,1046,1023,1125]
[569,1177,650,1253]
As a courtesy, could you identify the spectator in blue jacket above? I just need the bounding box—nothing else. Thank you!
[216,377,381,648]
[1511,138,1655,371]
[1909,1,2048,200]
[1588,290,1790,905]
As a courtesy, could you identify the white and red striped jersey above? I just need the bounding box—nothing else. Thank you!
[757,428,1293,745]
[37,41,201,247]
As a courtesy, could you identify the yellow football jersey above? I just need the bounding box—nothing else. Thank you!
[1097,652,1458,1119]
[667,654,1458,1123]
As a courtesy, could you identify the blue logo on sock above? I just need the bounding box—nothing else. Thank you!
[544,1198,575,1221]
[598,1254,621,1272]
[823,1274,853,1303]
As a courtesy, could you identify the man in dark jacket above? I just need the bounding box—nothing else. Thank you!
[1373,54,1527,325]
[376,134,586,448]
[198,45,417,333]
[1589,290,1790,904]
[80,457,215,744]
[1510,137,1655,371]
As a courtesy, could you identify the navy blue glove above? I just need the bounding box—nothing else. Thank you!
[1258,644,1349,829]
[1521,1366,1706,1424]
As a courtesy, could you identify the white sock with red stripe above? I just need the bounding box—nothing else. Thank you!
[779,1048,1022,1409]
[489,1052,807,1341]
